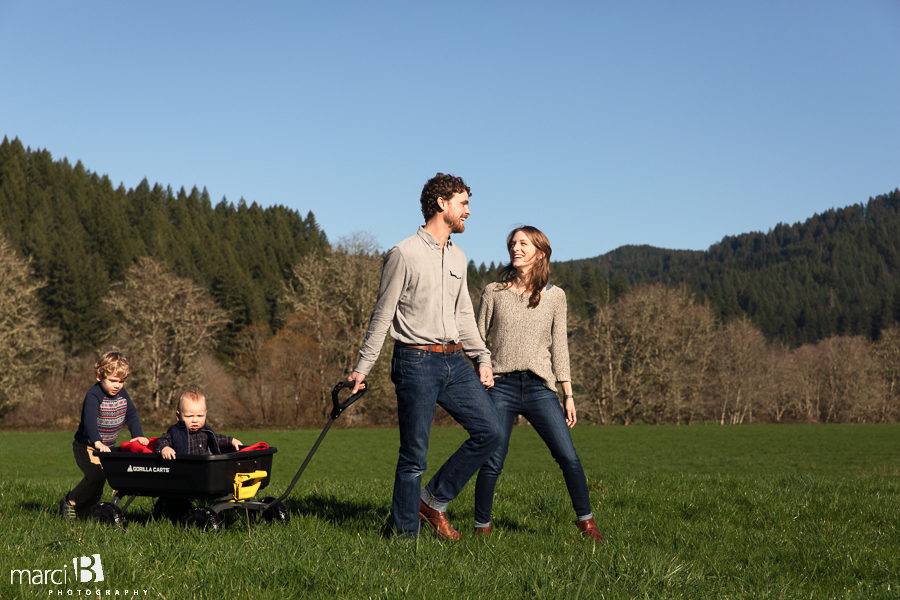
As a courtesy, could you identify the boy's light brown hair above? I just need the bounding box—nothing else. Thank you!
[177,389,207,415]
[95,351,130,380]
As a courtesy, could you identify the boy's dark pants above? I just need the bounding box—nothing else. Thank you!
[68,441,106,512]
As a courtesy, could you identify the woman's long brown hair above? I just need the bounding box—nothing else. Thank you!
[496,225,552,308]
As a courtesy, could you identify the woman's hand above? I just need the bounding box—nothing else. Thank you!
[563,396,577,428]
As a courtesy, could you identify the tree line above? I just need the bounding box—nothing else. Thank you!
[1,137,898,427]
[4,229,897,428]
[0,137,328,357]
[544,189,900,348]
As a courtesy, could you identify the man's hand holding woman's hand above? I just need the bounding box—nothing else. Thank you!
[479,366,494,389]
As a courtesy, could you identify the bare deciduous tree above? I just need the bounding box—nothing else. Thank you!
[784,343,824,423]
[817,336,881,423]
[872,323,900,423]
[103,257,228,410]
[576,284,715,425]
[229,316,322,427]
[284,234,391,424]
[764,346,795,423]
[0,235,62,416]
[570,303,615,424]
[707,318,772,424]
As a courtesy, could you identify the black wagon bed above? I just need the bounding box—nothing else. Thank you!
[86,381,364,531]
[100,447,276,499]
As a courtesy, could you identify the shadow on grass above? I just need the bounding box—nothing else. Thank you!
[28,494,535,537]
[285,493,385,526]
[25,500,55,515]
[489,517,533,533]
[282,494,538,537]
[25,498,167,527]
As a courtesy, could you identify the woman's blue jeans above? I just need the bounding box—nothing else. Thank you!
[474,371,592,525]
[391,346,502,536]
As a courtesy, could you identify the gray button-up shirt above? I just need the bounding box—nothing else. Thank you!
[354,227,491,375]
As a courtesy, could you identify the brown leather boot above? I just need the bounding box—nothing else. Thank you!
[418,501,461,541]
[473,525,492,536]
[575,517,604,541]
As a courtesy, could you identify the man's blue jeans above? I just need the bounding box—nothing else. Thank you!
[474,371,593,526]
[390,346,502,536]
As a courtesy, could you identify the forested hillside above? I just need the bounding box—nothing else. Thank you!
[0,137,328,355]
[5,136,898,354]
[2,137,898,427]
[546,190,900,347]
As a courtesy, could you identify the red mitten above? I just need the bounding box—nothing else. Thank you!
[120,437,158,453]
[239,442,269,452]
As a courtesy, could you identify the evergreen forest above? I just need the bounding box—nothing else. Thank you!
[469,189,900,348]
[0,137,328,357]
[2,136,899,427]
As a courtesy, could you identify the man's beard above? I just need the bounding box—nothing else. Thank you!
[446,213,466,233]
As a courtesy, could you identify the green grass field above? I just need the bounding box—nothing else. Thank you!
[1,424,898,599]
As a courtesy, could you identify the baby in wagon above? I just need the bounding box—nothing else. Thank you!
[156,389,243,459]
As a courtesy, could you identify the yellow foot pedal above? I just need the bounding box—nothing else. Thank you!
[233,470,268,500]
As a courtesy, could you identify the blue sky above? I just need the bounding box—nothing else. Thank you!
[1,1,898,266]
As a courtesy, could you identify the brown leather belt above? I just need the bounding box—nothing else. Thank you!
[396,342,462,353]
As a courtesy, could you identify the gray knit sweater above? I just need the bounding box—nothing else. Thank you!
[476,282,571,391]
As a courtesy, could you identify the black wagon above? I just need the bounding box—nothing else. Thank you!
[93,382,365,531]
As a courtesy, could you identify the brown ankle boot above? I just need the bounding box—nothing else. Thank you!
[575,517,604,541]
[418,500,461,541]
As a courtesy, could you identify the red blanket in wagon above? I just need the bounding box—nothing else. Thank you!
[119,438,268,453]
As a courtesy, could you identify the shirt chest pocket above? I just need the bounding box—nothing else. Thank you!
[446,269,463,298]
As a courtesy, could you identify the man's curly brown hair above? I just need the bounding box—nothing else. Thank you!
[419,173,471,222]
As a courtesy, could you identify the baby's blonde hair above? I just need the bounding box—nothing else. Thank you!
[177,389,206,414]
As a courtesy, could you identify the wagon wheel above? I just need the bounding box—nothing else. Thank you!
[152,497,193,522]
[181,507,222,532]
[88,502,127,530]
[259,496,291,525]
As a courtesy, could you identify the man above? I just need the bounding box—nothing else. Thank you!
[348,172,501,540]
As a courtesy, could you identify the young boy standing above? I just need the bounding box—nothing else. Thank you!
[60,351,149,520]
[155,389,242,459]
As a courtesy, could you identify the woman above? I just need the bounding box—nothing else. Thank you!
[474,225,602,540]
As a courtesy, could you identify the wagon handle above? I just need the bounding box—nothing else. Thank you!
[331,380,367,419]
[263,380,367,509]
